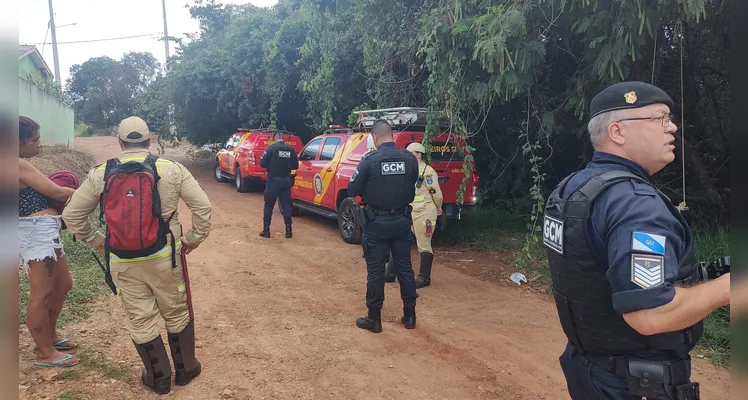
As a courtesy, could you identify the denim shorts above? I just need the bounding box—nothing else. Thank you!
[19,214,65,269]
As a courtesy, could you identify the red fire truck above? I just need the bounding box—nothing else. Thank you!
[290,108,479,244]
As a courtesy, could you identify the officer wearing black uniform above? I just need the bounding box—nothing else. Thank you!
[348,120,420,333]
[543,81,730,399]
[259,130,299,238]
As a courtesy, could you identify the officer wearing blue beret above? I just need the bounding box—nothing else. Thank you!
[542,81,730,400]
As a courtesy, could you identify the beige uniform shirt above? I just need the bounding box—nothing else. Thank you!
[412,163,443,212]
[62,149,212,264]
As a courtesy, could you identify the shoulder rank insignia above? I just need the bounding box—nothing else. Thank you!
[631,254,664,289]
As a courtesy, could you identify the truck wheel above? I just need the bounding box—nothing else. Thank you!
[235,167,250,193]
[215,161,228,182]
[338,197,362,244]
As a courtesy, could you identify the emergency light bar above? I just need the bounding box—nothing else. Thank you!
[352,107,451,130]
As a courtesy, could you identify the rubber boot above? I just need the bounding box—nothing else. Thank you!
[167,320,202,386]
[401,306,416,329]
[416,252,433,289]
[285,223,292,238]
[355,308,382,333]
[259,225,270,238]
[384,258,396,283]
[133,335,172,395]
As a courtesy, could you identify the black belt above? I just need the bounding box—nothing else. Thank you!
[581,351,699,399]
[369,206,410,216]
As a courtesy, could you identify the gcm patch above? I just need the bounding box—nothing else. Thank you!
[543,215,564,255]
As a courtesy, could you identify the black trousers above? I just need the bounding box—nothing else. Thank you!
[362,213,418,311]
[263,176,293,227]
[559,342,693,400]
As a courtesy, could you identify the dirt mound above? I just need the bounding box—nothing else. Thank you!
[29,144,97,181]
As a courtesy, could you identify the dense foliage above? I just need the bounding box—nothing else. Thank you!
[65,52,161,129]
[120,0,728,227]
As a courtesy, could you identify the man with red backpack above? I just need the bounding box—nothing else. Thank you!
[62,116,212,395]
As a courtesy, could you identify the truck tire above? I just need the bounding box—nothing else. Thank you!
[235,166,250,193]
[215,160,229,182]
[338,197,362,244]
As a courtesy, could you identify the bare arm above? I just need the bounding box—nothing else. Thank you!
[623,273,730,336]
[19,158,75,201]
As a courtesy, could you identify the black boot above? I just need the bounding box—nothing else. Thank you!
[167,320,202,386]
[133,335,172,395]
[285,223,292,238]
[416,252,433,289]
[384,259,396,283]
[259,225,270,238]
[401,306,416,329]
[355,308,382,333]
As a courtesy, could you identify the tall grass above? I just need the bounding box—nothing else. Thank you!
[436,208,730,366]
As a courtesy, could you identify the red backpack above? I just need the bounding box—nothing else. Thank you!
[49,170,80,229]
[98,155,176,267]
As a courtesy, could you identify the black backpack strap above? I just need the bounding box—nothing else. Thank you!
[99,158,120,225]
[144,154,161,181]
[167,211,177,268]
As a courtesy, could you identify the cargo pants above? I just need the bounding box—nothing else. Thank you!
[362,212,419,311]
[110,247,190,345]
[263,176,293,227]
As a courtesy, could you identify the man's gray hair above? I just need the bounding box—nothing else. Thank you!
[587,109,631,148]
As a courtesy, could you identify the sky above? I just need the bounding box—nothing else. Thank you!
[18,0,278,86]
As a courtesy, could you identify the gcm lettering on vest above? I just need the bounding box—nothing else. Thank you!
[381,161,405,175]
[543,215,564,254]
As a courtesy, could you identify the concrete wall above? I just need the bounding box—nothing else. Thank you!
[18,78,74,147]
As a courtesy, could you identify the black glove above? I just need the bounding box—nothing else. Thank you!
[437,213,447,229]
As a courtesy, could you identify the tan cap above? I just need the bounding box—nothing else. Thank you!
[406,142,426,154]
[118,116,150,143]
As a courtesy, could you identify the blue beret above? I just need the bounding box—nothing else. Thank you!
[589,81,675,119]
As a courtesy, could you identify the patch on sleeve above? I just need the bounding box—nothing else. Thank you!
[350,169,359,182]
[632,232,666,255]
[542,215,564,255]
[426,175,433,185]
[631,254,664,289]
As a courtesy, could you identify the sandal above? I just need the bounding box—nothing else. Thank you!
[34,353,79,367]
[34,338,78,351]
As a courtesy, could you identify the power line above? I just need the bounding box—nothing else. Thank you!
[22,32,163,45]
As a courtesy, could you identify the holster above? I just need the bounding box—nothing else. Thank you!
[587,353,700,400]
[358,204,369,230]
[626,358,699,399]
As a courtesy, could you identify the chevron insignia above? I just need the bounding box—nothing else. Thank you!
[631,254,665,289]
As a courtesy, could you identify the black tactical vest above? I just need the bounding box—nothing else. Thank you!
[266,142,295,178]
[543,170,702,357]
[361,147,418,210]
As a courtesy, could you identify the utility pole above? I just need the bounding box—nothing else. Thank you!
[47,0,61,86]
[162,0,170,73]
[162,0,176,140]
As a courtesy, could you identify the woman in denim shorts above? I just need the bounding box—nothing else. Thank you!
[19,116,80,367]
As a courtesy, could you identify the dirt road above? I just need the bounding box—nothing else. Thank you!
[19,136,730,399]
